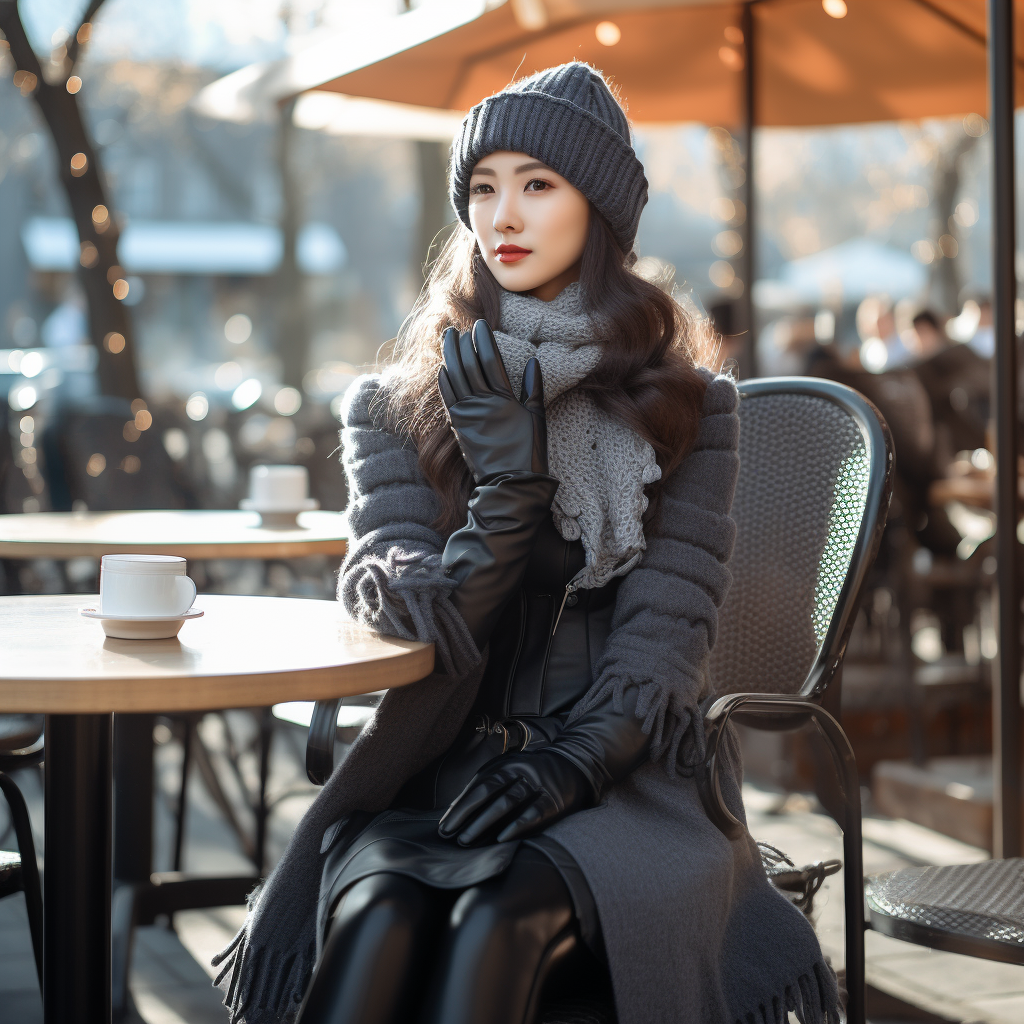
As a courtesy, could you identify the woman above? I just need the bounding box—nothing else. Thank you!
[214,63,840,1024]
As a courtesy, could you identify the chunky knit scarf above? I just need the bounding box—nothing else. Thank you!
[495,282,660,590]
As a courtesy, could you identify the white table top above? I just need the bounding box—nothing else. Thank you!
[0,594,433,713]
[0,510,347,560]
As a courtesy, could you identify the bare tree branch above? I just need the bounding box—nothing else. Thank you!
[0,0,139,400]
[66,0,106,69]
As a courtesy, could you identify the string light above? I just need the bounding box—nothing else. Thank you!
[822,0,848,18]
[70,152,88,176]
[104,332,125,354]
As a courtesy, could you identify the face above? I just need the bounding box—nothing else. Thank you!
[468,151,590,302]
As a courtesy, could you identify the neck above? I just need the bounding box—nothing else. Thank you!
[528,260,582,302]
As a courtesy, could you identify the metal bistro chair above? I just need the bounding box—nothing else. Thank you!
[0,715,44,987]
[699,377,894,1024]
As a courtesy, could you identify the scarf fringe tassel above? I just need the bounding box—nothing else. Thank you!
[736,962,842,1024]
[212,929,314,1024]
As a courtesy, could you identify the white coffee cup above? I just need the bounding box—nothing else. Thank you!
[245,464,312,510]
[100,554,197,618]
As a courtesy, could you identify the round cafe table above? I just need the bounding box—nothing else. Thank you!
[0,507,349,913]
[0,594,432,1024]
[0,509,348,560]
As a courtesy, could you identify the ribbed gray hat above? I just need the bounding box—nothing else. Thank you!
[449,62,648,253]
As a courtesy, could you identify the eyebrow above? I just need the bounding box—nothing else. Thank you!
[470,160,552,177]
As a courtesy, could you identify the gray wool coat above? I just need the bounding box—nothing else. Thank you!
[212,367,839,1024]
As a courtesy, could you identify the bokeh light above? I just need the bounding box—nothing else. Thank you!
[232,378,263,410]
[224,313,253,344]
[185,392,209,421]
[9,385,37,411]
[273,386,302,416]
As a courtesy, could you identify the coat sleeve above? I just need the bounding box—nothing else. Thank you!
[337,373,479,676]
[567,369,740,772]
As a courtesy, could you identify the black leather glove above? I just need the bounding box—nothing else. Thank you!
[443,472,559,649]
[439,320,557,649]
[438,686,651,845]
[438,319,547,482]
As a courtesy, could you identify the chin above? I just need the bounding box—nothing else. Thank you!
[487,262,547,293]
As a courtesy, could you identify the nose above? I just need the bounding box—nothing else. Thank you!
[492,187,523,235]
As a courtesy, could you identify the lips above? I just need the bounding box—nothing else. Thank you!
[495,244,532,264]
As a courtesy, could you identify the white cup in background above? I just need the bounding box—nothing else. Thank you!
[100,554,197,618]
[246,465,311,510]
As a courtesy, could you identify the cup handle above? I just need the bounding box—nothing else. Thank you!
[173,576,197,616]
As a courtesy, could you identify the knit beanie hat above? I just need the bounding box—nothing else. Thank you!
[449,62,648,253]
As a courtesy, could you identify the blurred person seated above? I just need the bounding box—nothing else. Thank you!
[857,294,913,372]
[815,342,961,556]
[946,291,993,359]
[909,307,989,462]
[755,312,820,376]
[908,309,946,360]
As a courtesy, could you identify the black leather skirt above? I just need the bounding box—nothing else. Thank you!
[318,808,603,957]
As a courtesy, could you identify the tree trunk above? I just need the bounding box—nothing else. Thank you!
[0,0,140,400]
[415,139,452,282]
[930,129,978,315]
[276,98,308,390]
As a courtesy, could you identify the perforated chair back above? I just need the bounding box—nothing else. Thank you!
[709,378,892,700]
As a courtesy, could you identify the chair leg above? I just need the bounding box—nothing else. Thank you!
[0,771,43,988]
[809,716,866,1024]
[173,718,194,873]
[112,882,140,1021]
[255,708,273,875]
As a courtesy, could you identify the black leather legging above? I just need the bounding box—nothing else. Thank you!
[296,847,576,1024]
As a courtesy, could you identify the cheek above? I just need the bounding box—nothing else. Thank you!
[468,204,490,247]
[539,197,589,263]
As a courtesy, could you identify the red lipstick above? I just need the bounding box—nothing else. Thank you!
[495,243,532,263]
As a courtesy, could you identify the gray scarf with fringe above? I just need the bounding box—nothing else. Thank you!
[495,283,659,589]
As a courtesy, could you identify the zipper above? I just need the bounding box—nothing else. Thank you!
[552,568,586,636]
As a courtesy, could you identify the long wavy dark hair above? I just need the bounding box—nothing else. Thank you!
[380,210,716,535]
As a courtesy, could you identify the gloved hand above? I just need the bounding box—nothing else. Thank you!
[438,687,652,845]
[439,320,556,650]
[438,749,592,846]
[438,319,547,483]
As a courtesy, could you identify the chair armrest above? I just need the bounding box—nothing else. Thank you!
[698,693,854,838]
[305,699,341,785]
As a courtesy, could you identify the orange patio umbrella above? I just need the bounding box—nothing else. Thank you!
[308,0,1024,126]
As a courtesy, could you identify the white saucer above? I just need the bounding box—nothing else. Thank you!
[239,497,319,513]
[80,606,204,640]
[239,498,318,527]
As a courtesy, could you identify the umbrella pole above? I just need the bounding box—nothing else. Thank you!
[989,0,1022,860]
[740,1,756,378]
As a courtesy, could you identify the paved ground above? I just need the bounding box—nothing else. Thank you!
[2,720,1022,1023]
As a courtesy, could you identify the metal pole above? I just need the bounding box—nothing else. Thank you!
[988,0,1022,860]
[44,713,113,1024]
[740,1,756,378]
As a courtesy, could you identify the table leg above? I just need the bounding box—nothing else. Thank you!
[44,713,113,1024]
[113,715,154,883]
[111,714,155,1020]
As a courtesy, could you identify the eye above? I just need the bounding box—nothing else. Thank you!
[524,178,551,192]
[469,182,494,195]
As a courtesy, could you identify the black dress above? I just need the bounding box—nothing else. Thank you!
[319,516,622,953]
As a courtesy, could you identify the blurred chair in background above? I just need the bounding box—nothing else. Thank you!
[41,395,196,512]
[0,714,44,986]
